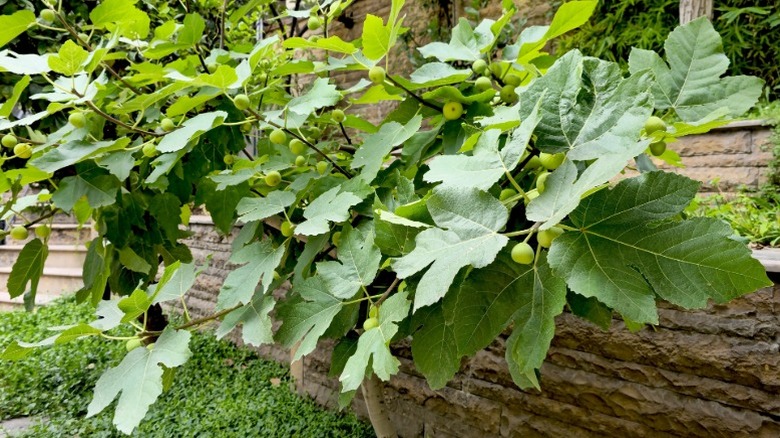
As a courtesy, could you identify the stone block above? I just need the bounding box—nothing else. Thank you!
[674,131,752,156]
[664,166,760,190]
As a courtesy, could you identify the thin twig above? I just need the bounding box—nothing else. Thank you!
[194,45,210,73]
[268,2,287,37]
[144,304,242,335]
[375,277,400,306]
[175,305,240,330]
[83,101,161,137]
[241,148,255,160]
[219,0,228,50]
[339,122,353,145]
[288,0,302,39]
[23,209,60,229]
[385,76,443,112]
[11,135,43,145]
[517,146,540,171]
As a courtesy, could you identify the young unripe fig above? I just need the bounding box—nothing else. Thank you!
[295,155,307,167]
[10,226,28,240]
[223,155,235,165]
[538,226,564,248]
[472,59,488,75]
[489,62,504,77]
[442,101,464,120]
[475,76,493,92]
[536,171,550,193]
[234,94,251,110]
[34,225,51,239]
[160,118,176,132]
[281,221,295,237]
[539,152,565,170]
[289,139,306,155]
[332,109,346,123]
[511,242,535,265]
[13,143,32,159]
[269,129,287,144]
[308,15,322,30]
[142,143,158,158]
[524,155,542,170]
[40,9,56,23]
[264,170,282,187]
[363,317,379,331]
[644,116,666,135]
[504,74,522,87]
[649,141,667,156]
[331,231,342,246]
[2,134,17,148]
[316,161,328,175]
[126,338,143,352]
[500,85,518,104]
[499,188,517,201]
[69,112,87,128]
[368,66,386,84]
[368,305,379,319]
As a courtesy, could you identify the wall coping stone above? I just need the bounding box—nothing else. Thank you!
[752,248,780,273]
[713,119,772,131]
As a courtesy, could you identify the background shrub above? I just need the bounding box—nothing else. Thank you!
[556,0,780,101]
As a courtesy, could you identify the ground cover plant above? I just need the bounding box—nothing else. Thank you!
[687,190,780,247]
[0,298,373,437]
[0,0,772,436]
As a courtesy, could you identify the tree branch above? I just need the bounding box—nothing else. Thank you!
[385,76,443,112]
[83,101,161,137]
[339,122,353,145]
[245,108,352,178]
[375,277,400,306]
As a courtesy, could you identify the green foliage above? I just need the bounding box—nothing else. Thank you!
[0,0,771,435]
[557,0,780,100]
[0,298,373,438]
[687,190,780,247]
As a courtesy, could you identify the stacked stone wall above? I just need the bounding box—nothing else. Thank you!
[181,220,780,437]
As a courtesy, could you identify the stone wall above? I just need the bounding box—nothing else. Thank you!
[181,219,780,437]
[659,121,774,192]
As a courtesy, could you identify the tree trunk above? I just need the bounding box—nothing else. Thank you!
[361,374,397,438]
[289,341,304,394]
[679,0,713,24]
